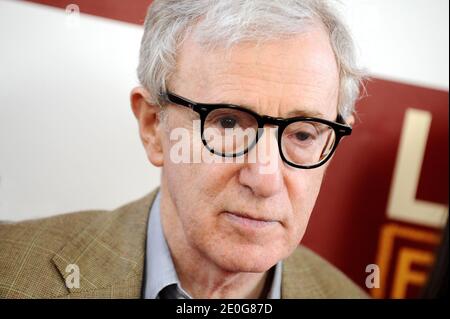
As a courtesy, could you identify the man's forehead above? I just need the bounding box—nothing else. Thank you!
[175,24,336,77]
[171,27,339,119]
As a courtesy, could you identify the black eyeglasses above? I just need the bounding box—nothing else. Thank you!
[160,91,352,169]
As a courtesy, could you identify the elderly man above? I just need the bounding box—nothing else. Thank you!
[0,0,367,299]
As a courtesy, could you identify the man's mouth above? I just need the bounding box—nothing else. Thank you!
[223,211,279,228]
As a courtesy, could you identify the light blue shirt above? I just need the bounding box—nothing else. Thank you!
[143,191,282,299]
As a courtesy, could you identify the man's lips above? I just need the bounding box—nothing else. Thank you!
[223,211,279,228]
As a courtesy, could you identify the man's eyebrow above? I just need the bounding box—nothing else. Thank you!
[286,109,326,119]
[215,100,326,119]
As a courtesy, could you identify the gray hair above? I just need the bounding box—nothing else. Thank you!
[137,0,365,119]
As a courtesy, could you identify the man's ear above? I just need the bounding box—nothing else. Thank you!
[130,87,164,167]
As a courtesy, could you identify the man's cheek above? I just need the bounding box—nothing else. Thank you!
[304,170,325,200]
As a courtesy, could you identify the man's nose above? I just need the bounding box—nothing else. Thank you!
[238,126,283,198]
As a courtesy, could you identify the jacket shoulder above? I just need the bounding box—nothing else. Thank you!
[282,245,369,299]
[0,190,157,299]
[0,209,107,298]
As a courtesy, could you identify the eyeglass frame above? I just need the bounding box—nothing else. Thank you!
[159,91,352,169]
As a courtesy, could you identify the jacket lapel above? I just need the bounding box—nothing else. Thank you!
[51,189,158,298]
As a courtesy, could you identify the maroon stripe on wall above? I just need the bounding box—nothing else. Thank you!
[25,0,153,25]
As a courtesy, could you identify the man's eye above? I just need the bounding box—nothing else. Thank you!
[219,117,237,129]
[295,131,312,142]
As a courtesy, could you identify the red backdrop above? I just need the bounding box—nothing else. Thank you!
[303,78,448,298]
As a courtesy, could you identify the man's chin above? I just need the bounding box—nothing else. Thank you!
[211,247,282,274]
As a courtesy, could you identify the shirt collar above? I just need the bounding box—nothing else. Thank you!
[144,191,282,299]
[144,191,187,298]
